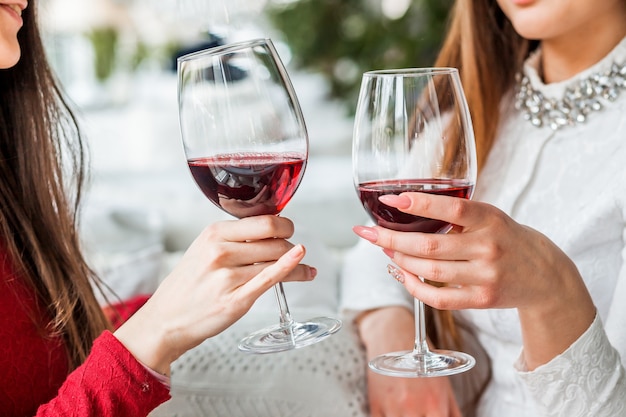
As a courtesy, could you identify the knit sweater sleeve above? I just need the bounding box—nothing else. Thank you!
[35,331,171,417]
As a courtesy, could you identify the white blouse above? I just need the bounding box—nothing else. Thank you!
[341,37,626,416]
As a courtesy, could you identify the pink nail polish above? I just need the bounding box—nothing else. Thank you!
[353,226,378,243]
[379,194,411,209]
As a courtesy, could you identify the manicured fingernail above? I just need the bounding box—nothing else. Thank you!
[309,266,317,279]
[379,194,411,209]
[289,244,305,259]
[382,248,394,258]
[353,226,378,243]
[387,264,405,284]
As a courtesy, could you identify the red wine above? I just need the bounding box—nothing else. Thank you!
[189,153,306,218]
[358,179,474,233]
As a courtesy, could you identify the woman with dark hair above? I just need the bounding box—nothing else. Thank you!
[342,0,626,416]
[0,1,316,415]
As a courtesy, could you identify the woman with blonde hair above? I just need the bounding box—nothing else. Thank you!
[0,1,316,415]
[342,0,626,415]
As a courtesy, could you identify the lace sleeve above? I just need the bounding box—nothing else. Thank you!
[515,314,626,416]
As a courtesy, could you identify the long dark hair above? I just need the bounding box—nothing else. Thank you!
[0,2,110,369]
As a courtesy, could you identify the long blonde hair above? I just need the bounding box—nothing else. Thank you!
[437,0,536,169]
[429,0,537,348]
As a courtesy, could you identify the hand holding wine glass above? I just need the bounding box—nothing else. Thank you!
[177,38,341,353]
[114,216,314,376]
[352,68,477,377]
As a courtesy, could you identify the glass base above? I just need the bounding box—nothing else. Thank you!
[369,349,475,378]
[238,317,342,354]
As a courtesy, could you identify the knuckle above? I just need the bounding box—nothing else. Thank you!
[426,263,445,283]
[201,223,221,241]
[258,215,277,231]
[490,209,512,233]
[414,193,433,213]
[266,215,295,237]
[395,391,418,409]
[449,197,469,220]
[419,236,440,257]
[475,287,499,308]
[429,292,452,310]
[219,267,239,282]
[206,244,231,265]
[257,269,278,288]
[481,265,500,284]
[231,292,254,311]
[480,239,504,262]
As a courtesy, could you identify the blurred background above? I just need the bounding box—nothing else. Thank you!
[38,0,452,301]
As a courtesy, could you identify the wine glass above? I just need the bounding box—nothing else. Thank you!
[352,68,477,377]
[177,38,342,353]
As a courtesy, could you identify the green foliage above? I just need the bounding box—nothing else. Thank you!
[87,27,119,83]
[265,0,453,112]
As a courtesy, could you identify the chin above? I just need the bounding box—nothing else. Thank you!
[0,49,21,69]
[508,19,552,41]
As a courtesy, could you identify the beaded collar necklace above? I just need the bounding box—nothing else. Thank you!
[515,61,626,131]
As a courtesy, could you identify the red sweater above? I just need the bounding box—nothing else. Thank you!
[0,252,170,416]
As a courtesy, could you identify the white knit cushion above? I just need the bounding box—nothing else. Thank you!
[150,314,368,417]
[149,228,368,417]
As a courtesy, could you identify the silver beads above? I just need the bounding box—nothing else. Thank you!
[515,61,626,130]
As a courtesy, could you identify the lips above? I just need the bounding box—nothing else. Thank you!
[1,2,26,19]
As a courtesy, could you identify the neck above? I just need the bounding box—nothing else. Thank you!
[540,11,626,83]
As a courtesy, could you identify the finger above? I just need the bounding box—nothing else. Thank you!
[390,251,478,286]
[282,264,317,282]
[204,215,295,242]
[238,244,313,299]
[232,261,317,285]
[354,225,478,261]
[379,192,484,229]
[231,238,296,265]
[397,267,490,310]
[188,238,296,271]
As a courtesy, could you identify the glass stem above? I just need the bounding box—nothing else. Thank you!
[413,297,430,355]
[274,282,294,328]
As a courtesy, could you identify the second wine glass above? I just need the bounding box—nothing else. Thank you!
[177,38,341,353]
[352,68,477,377]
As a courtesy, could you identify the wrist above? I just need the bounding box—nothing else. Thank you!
[518,270,596,370]
[113,305,174,377]
[356,306,415,358]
